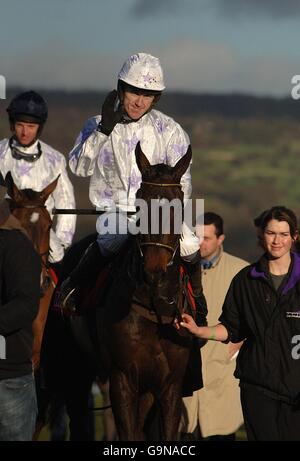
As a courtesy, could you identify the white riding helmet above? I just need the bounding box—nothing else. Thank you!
[118,53,165,92]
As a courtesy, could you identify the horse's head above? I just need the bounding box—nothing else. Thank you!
[5,172,59,272]
[135,141,191,276]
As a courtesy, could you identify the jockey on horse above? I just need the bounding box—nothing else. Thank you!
[0,90,76,268]
[60,52,207,324]
[0,91,77,369]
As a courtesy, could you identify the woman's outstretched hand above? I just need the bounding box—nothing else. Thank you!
[180,313,200,336]
[176,315,229,342]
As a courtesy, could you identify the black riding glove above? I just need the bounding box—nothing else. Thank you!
[98,90,124,136]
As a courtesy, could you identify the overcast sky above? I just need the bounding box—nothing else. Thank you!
[0,0,299,96]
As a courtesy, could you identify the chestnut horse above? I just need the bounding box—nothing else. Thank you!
[5,172,59,370]
[100,142,198,440]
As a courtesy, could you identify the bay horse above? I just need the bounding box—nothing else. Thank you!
[38,142,201,441]
[5,172,59,370]
[100,142,199,441]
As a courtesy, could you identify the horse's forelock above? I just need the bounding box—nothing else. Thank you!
[143,164,175,182]
[22,188,41,202]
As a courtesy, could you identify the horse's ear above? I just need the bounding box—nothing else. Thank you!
[4,172,23,202]
[0,173,5,187]
[173,145,192,181]
[135,142,150,175]
[40,175,60,202]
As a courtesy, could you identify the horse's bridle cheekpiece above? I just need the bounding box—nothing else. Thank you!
[138,180,182,259]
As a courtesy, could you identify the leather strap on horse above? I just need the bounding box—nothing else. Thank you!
[48,266,59,286]
[180,265,196,313]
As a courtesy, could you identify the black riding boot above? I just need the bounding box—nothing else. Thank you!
[183,257,208,327]
[60,241,108,311]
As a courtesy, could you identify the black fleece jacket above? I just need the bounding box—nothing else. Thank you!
[219,252,300,405]
[0,229,41,380]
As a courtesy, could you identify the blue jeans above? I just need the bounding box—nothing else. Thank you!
[0,373,37,441]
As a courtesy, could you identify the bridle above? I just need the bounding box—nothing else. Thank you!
[10,202,50,259]
[137,180,182,263]
[5,172,60,301]
[140,181,182,187]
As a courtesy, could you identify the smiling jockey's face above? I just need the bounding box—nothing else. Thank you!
[122,90,155,120]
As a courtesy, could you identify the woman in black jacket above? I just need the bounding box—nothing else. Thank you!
[180,206,300,441]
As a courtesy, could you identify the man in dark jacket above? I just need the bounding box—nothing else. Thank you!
[0,200,41,441]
